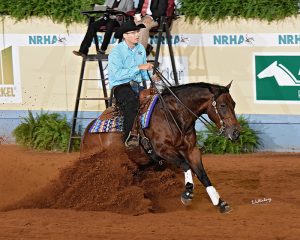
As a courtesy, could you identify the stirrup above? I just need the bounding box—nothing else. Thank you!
[125,132,139,148]
[140,136,153,154]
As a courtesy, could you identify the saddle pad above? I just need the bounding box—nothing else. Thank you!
[89,116,124,133]
[140,95,159,129]
[89,94,158,133]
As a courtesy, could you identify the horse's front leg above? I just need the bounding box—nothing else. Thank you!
[185,147,232,213]
[180,161,194,206]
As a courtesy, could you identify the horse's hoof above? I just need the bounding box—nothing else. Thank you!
[218,200,232,214]
[181,190,193,206]
[181,196,193,206]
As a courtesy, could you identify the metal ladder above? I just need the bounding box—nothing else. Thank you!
[67,53,109,152]
[152,16,178,85]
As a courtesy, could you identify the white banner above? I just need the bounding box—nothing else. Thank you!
[1,33,300,48]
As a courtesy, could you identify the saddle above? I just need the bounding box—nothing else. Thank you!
[91,87,162,163]
[139,88,158,115]
[94,88,158,143]
[98,104,119,121]
[99,87,157,122]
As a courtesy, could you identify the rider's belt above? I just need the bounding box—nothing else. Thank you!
[129,80,141,87]
[129,81,142,95]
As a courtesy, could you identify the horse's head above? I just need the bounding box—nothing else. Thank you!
[206,82,240,141]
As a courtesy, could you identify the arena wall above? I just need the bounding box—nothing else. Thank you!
[0,16,299,151]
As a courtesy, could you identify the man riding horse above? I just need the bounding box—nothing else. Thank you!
[82,79,240,213]
[108,20,160,148]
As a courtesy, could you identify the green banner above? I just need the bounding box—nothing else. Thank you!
[255,55,300,101]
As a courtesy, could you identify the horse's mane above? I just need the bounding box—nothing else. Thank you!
[161,82,229,98]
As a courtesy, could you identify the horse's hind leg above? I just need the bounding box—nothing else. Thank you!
[185,147,232,213]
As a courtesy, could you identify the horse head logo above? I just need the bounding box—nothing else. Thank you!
[257,61,300,86]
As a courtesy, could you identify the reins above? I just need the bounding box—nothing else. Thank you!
[147,67,226,135]
[146,71,183,135]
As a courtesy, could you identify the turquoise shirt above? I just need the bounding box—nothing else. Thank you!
[108,41,150,88]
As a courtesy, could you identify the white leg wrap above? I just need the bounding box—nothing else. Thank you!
[184,169,193,185]
[206,186,220,206]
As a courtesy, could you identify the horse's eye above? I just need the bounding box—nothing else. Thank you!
[219,103,227,114]
[220,103,226,109]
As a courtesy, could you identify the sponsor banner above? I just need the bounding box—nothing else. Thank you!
[1,33,300,47]
[0,46,22,103]
[254,53,300,103]
[158,56,189,85]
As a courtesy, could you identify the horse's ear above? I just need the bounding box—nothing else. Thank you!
[226,80,233,89]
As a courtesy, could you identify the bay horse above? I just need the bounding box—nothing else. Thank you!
[80,81,240,213]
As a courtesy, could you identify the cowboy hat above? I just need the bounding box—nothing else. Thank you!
[114,20,145,39]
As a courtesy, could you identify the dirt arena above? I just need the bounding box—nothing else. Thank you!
[0,144,299,240]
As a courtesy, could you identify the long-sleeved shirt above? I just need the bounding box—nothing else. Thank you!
[108,41,149,88]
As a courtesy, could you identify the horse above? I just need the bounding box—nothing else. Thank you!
[257,61,300,86]
[80,81,240,213]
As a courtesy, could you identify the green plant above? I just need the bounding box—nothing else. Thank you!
[196,116,260,154]
[0,0,105,25]
[179,0,299,22]
[13,110,80,152]
[1,0,299,24]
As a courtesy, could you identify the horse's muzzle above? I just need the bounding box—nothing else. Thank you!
[232,128,240,141]
[225,127,240,141]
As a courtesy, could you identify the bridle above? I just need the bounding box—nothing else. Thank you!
[211,96,226,135]
[147,68,228,136]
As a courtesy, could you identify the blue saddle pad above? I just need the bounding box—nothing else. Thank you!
[139,95,159,129]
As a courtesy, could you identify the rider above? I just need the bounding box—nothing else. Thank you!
[108,20,158,148]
